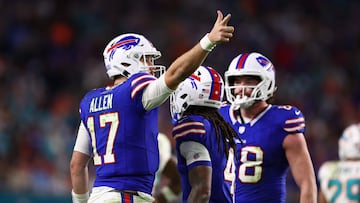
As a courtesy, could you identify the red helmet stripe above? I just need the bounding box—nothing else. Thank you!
[207,67,221,101]
[236,53,250,69]
[107,39,137,53]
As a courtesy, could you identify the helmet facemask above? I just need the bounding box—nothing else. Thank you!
[137,54,165,78]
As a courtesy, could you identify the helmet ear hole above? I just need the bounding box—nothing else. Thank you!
[180,94,188,99]
[182,102,188,109]
[121,63,131,67]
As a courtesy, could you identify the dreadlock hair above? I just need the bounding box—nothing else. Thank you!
[183,105,239,159]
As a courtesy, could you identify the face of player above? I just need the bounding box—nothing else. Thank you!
[140,55,155,66]
[140,55,156,75]
[232,76,261,98]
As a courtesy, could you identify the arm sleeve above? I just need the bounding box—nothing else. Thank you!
[73,121,91,156]
[158,133,172,173]
[142,74,174,111]
[179,141,211,166]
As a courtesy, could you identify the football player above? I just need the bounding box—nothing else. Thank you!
[170,65,238,203]
[70,10,234,203]
[318,123,360,203]
[219,52,317,203]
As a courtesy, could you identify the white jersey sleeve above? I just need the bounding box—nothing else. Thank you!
[179,141,210,166]
[73,121,91,156]
[318,160,360,203]
[157,133,172,173]
[153,133,173,194]
[142,74,174,111]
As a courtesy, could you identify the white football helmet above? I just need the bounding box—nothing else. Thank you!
[224,52,276,109]
[170,65,224,121]
[339,123,360,160]
[103,33,165,79]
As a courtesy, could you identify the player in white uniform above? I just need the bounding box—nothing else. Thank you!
[318,123,360,203]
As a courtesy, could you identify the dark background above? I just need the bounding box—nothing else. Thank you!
[0,0,359,202]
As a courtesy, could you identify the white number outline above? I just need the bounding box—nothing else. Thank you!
[238,146,263,183]
[87,112,119,166]
[224,148,236,195]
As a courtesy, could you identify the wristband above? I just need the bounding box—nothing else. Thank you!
[161,186,178,202]
[200,33,216,52]
[72,190,89,203]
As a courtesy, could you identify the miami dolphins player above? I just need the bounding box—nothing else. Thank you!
[318,123,360,203]
[219,52,317,203]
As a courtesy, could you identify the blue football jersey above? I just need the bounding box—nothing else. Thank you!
[172,115,235,203]
[219,104,305,203]
[79,72,159,195]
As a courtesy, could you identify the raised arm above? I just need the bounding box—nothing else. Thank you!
[165,10,234,90]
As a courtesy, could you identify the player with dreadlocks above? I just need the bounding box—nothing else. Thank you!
[170,65,239,203]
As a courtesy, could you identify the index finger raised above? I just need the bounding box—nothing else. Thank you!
[215,10,224,24]
[220,13,232,26]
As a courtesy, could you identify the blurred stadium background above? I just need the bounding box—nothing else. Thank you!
[0,0,359,202]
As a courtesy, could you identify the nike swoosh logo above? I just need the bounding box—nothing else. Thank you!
[234,138,246,144]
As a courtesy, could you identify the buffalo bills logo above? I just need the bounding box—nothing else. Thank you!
[189,77,198,89]
[256,56,274,71]
[107,36,140,61]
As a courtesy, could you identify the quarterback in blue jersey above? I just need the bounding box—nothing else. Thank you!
[219,52,317,203]
[69,10,234,203]
[170,66,238,203]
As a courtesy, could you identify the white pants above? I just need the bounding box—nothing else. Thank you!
[88,187,155,203]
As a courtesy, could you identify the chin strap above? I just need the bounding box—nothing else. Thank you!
[234,107,245,124]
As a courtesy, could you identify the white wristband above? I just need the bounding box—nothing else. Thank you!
[161,186,178,202]
[72,190,89,203]
[200,33,216,52]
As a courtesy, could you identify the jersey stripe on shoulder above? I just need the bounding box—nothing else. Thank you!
[284,117,305,132]
[130,74,156,99]
[173,121,205,140]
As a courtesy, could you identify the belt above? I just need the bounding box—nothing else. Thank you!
[114,189,139,196]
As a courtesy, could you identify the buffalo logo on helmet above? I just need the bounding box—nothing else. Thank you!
[256,56,274,72]
[189,77,198,89]
[107,36,140,60]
